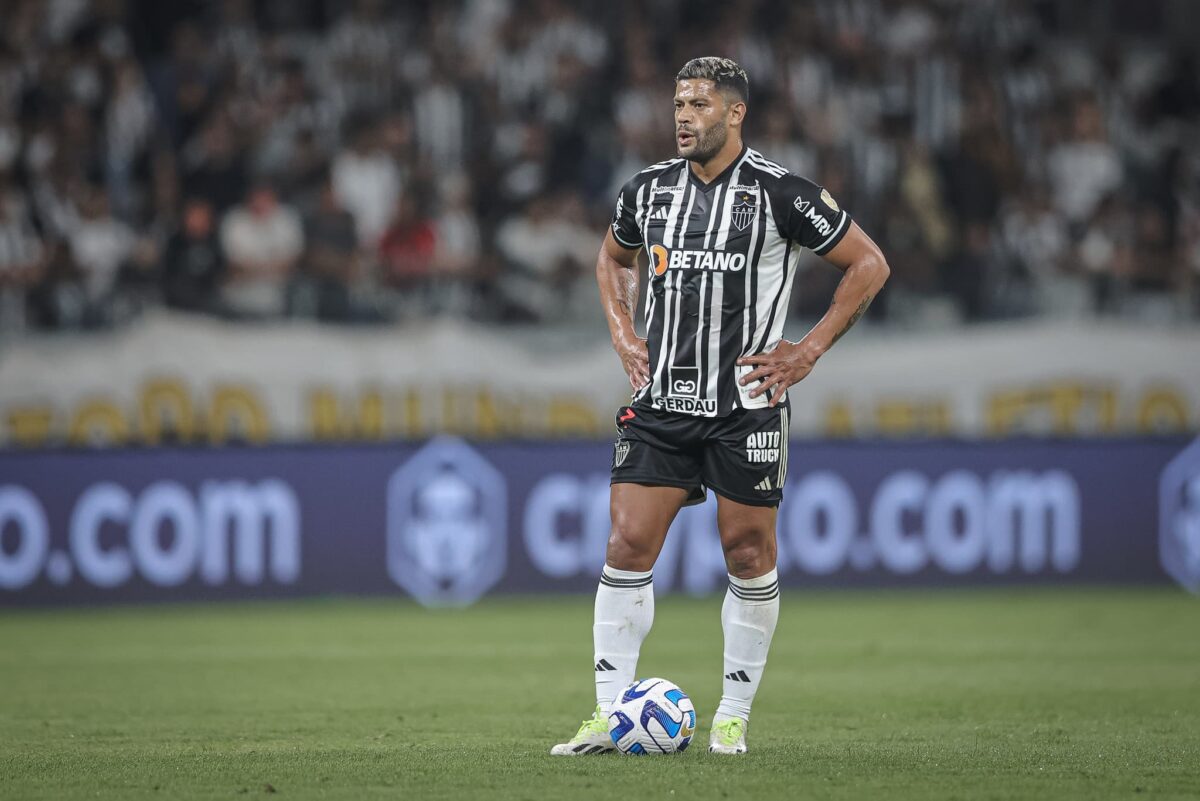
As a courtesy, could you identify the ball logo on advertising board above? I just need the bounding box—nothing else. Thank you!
[386,437,507,606]
[1159,437,1200,593]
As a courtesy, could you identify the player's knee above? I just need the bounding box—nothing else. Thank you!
[606,521,659,572]
[722,528,776,579]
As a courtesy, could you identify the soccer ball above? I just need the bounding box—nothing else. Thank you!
[607,678,697,754]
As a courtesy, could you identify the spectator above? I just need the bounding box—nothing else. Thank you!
[432,173,483,313]
[0,0,1195,329]
[434,173,481,277]
[378,191,436,291]
[760,105,816,177]
[943,222,1001,322]
[0,183,44,332]
[1078,195,1135,314]
[103,58,156,219]
[331,115,401,248]
[65,186,156,325]
[998,186,1070,303]
[1047,96,1124,228]
[302,179,361,321]
[218,183,303,318]
[163,199,223,312]
[182,116,249,216]
[495,192,592,322]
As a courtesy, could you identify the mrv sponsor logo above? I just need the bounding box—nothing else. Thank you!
[520,466,1082,591]
[1159,438,1200,593]
[0,480,300,591]
[793,197,834,237]
[387,437,506,606]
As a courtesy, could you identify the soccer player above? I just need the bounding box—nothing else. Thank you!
[551,57,890,756]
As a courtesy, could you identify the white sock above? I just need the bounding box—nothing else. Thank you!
[593,564,654,713]
[715,568,779,723]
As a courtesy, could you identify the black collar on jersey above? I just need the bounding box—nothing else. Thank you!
[686,143,748,192]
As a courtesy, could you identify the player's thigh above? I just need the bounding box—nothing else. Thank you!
[715,494,778,578]
[607,482,689,572]
[701,406,789,508]
[702,406,788,578]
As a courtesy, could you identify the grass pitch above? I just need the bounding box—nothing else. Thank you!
[1,589,1198,800]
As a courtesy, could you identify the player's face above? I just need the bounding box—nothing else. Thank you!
[674,79,729,163]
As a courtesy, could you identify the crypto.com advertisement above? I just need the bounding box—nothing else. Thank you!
[1,437,1196,606]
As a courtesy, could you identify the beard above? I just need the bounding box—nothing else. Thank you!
[678,120,727,163]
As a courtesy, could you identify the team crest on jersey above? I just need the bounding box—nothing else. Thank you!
[730,193,758,231]
[613,440,631,468]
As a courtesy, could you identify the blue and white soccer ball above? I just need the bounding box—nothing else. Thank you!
[607,678,697,755]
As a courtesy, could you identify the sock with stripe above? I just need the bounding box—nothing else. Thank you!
[714,568,779,723]
[593,564,654,713]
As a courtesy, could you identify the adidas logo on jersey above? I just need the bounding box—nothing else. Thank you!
[649,206,671,222]
[755,477,773,492]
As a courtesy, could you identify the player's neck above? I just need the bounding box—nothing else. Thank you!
[688,137,745,185]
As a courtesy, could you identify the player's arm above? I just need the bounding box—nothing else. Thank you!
[798,222,890,351]
[738,216,890,407]
[597,229,649,390]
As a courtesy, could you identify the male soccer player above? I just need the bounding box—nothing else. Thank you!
[551,57,890,756]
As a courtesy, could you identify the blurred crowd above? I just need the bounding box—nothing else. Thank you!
[0,0,1199,334]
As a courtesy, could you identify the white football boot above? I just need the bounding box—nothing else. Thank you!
[708,716,748,754]
[550,705,616,755]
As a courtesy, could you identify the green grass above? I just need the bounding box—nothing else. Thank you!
[1,590,1198,800]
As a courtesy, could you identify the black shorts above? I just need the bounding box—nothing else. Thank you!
[610,402,790,507]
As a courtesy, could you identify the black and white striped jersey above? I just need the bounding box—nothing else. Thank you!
[610,144,852,417]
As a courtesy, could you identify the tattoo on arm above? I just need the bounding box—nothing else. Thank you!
[618,269,638,320]
[831,294,873,345]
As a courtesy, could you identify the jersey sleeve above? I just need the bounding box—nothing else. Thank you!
[771,174,851,256]
[609,176,643,250]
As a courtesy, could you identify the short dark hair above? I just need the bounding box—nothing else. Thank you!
[676,57,750,104]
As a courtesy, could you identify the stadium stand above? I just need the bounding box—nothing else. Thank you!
[0,0,1197,335]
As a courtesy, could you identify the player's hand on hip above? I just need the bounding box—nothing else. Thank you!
[615,335,651,391]
[736,340,820,407]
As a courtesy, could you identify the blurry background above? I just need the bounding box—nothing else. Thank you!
[0,0,1199,605]
[2,7,1198,797]
[2,0,1200,332]
[0,0,1198,448]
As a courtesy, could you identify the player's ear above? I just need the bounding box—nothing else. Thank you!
[727,97,747,127]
